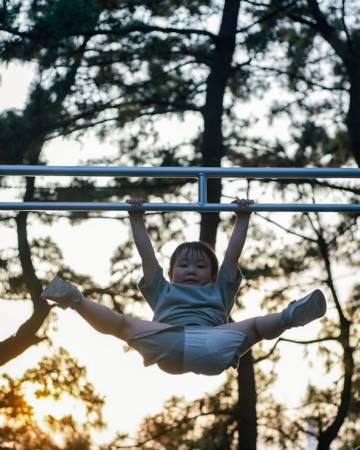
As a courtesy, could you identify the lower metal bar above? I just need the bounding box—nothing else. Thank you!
[0,202,359,212]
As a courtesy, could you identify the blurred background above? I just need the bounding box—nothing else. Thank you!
[0,1,359,449]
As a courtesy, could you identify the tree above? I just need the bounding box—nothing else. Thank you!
[0,0,103,364]
[1,1,359,449]
[241,0,360,166]
[0,347,105,449]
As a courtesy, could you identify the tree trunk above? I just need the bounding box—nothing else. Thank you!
[315,231,355,449]
[0,209,50,366]
[199,0,241,247]
[236,350,257,450]
[317,325,354,450]
[0,312,49,365]
[346,66,360,167]
[198,2,258,449]
[305,0,360,167]
[0,33,93,366]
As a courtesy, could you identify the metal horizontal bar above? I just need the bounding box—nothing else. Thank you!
[0,202,359,212]
[0,165,359,179]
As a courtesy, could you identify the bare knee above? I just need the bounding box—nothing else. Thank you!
[253,317,263,342]
[118,316,172,341]
[75,299,126,338]
[246,317,262,344]
[98,312,125,338]
[219,318,262,346]
[115,314,133,340]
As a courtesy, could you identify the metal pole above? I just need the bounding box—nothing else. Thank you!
[0,165,359,179]
[0,202,359,212]
[198,173,207,204]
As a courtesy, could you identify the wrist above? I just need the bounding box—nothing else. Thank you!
[127,198,146,218]
[129,211,145,220]
[70,294,85,310]
[231,198,254,217]
[234,211,251,220]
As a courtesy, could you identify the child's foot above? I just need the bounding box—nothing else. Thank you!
[41,276,83,309]
[282,289,326,327]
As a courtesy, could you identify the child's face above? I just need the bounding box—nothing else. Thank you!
[170,249,213,285]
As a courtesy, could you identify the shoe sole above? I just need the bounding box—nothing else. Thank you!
[292,289,326,326]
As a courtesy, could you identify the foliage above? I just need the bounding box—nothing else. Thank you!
[0,1,359,449]
[0,347,105,449]
[242,0,360,165]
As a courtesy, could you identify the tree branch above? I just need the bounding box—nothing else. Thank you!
[0,21,217,43]
[238,0,298,34]
[260,178,360,196]
[287,13,317,29]
[109,408,233,449]
[254,338,281,363]
[255,212,317,242]
[306,0,350,68]
[279,336,339,345]
[341,0,353,51]
[254,334,340,364]
[304,210,350,325]
[0,307,50,365]
[248,64,346,92]
[95,21,217,41]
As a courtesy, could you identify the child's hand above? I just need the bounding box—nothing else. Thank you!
[231,198,254,216]
[126,198,146,216]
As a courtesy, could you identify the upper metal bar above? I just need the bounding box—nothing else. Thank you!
[0,165,360,178]
[0,202,359,212]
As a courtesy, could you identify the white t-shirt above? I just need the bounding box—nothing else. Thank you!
[138,264,242,326]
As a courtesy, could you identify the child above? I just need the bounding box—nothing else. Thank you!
[41,198,326,376]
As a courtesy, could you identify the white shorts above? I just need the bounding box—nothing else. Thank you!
[183,326,250,376]
[128,325,250,376]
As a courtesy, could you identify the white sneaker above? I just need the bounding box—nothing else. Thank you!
[282,289,326,327]
[41,276,83,309]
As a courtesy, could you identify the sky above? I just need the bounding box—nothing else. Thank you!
[0,61,350,448]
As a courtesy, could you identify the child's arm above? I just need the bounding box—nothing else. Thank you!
[222,198,254,280]
[128,199,161,284]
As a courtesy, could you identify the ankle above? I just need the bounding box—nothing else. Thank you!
[280,307,292,329]
[69,294,85,310]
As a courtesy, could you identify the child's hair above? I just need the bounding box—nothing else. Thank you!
[168,241,219,281]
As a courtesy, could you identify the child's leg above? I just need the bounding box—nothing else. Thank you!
[216,313,286,346]
[41,277,172,341]
[217,289,326,346]
[73,298,172,340]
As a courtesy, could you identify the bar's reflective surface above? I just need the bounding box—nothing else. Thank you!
[0,202,359,212]
[0,165,359,178]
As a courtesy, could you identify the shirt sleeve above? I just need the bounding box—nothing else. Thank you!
[217,263,242,312]
[138,265,169,310]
